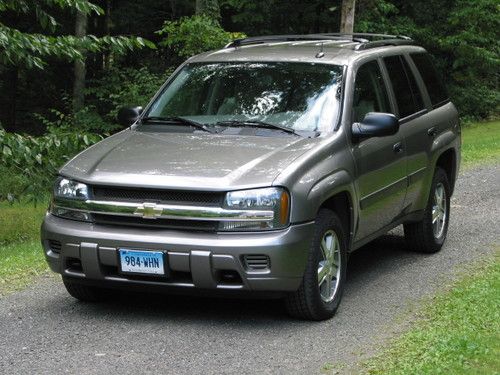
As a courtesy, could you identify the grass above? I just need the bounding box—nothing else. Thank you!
[0,240,49,295]
[0,200,47,245]
[0,200,48,295]
[362,252,500,374]
[461,120,500,168]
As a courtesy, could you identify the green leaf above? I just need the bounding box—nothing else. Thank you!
[2,145,12,157]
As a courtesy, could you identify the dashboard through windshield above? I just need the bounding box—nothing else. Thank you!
[145,62,344,135]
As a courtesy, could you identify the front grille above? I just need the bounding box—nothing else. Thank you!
[93,214,218,232]
[48,240,62,253]
[243,255,270,271]
[92,186,223,206]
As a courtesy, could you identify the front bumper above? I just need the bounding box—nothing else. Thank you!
[41,214,314,293]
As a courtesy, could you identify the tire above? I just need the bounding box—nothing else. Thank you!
[63,279,107,302]
[404,167,451,253]
[285,209,347,320]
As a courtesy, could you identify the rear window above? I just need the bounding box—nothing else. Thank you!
[410,53,449,107]
[383,55,425,118]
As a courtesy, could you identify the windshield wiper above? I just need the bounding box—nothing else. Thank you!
[141,116,215,133]
[216,120,301,136]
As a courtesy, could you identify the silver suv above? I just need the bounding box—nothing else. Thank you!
[42,34,460,320]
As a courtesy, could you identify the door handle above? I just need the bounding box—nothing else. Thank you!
[393,142,404,154]
[427,127,437,137]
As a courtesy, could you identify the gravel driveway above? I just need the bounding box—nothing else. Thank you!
[1,163,498,375]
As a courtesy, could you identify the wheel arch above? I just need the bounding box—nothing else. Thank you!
[435,147,457,195]
[318,191,355,251]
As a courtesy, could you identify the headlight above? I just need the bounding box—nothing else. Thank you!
[53,177,89,200]
[50,177,92,222]
[220,187,290,231]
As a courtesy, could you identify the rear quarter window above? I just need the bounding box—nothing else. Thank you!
[410,53,449,108]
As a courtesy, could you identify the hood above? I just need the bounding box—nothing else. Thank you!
[60,129,318,190]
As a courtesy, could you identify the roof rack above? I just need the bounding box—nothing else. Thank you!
[224,33,414,50]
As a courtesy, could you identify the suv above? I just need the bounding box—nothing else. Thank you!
[41,34,460,320]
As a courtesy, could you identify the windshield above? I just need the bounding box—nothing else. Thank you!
[146,62,344,135]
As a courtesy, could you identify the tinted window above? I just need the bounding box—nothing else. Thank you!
[411,53,449,107]
[353,60,391,122]
[147,62,344,134]
[384,55,424,118]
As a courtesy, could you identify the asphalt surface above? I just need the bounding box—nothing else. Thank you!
[1,163,499,375]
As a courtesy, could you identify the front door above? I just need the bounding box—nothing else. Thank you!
[350,59,407,241]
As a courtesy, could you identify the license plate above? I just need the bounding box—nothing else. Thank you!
[119,249,165,275]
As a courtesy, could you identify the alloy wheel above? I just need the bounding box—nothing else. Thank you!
[432,182,447,239]
[317,229,341,303]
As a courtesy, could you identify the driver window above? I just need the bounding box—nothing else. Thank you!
[353,60,390,123]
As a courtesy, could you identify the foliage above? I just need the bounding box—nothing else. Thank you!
[363,253,500,374]
[85,66,172,123]
[355,0,500,121]
[0,66,172,202]
[220,0,341,35]
[0,165,29,202]
[157,15,244,58]
[439,0,500,120]
[35,107,116,134]
[0,125,101,201]
[196,0,221,20]
[0,0,155,69]
[28,66,172,136]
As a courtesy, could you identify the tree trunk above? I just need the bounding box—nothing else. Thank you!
[169,0,177,19]
[72,9,87,113]
[104,0,112,69]
[340,0,356,34]
[195,0,220,20]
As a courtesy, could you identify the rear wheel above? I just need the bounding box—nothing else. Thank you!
[285,209,347,320]
[63,279,108,302]
[404,167,451,253]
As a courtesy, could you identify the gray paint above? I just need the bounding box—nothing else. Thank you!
[42,40,461,293]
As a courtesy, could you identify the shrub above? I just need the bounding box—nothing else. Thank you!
[0,125,101,202]
[86,66,172,124]
[157,15,245,58]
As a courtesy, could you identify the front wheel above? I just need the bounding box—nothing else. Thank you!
[285,209,347,320]
[404,167,451,253]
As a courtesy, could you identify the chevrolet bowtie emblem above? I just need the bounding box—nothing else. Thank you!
[134,203,163,219]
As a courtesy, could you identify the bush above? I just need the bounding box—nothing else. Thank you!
[36,107,118,135]
[0,125,101,202]
[157,15,245,58]
[356,0,500,121]
[86,66,172,124]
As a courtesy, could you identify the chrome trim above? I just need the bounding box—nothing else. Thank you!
[53,198,274,222]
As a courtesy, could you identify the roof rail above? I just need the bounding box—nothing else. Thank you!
[354,38,414,51]
[224,34,369,49]
[321,33,411,41]
[318,33,414,50]
[224,33,414,50]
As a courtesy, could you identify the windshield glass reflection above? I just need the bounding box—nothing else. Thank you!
[147,62,344,134]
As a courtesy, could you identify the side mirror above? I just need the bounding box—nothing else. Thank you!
[352,112,399,139]
[117,106,143,127]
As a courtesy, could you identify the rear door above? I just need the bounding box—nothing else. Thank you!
[351,59,407,241]
[381,54,429,214]
[401,52,454,210]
